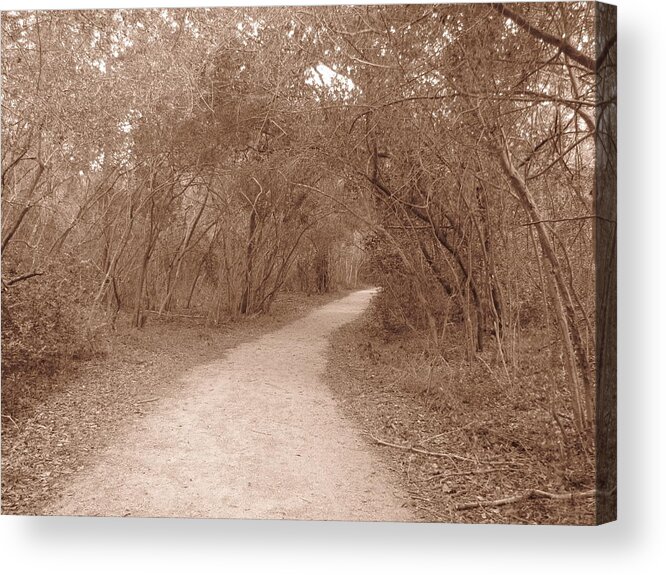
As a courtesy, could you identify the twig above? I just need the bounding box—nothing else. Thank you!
[520,215,615,227]
[144,310,204,319]
[557,411,574,421]
[136,397,159,405]
[1,414,19,428]
[422,432,447,443]
[407,492,432,503]
[416,504,447,522]
[369,434,473,462]
[5,271,44,287]
[476,354,506,389]
[433,466,512,480]
[454,488,596,511]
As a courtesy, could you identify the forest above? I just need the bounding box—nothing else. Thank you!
[1,3,616,523]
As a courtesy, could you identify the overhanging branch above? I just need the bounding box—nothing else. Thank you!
[491,3,597,72]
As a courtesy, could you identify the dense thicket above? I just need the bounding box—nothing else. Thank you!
[2,4,615,453]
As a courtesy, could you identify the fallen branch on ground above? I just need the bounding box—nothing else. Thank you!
[432,466,512,480]
[145,310,204,319]
[5,271,44,287]
[369,434,473,462]
[454,488,596,511]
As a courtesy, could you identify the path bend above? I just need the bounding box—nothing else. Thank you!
[46,288,413,521]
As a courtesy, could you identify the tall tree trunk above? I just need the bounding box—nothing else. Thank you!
[132,246,152,329]
[498,144,593,429]
[158,193,208,315]
[240,208,257,315]
[133,200,159,329]
[185,228,218,310]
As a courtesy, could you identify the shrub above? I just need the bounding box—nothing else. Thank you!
[2,258,103,398]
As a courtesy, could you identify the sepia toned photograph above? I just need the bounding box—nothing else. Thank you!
[1,1,616,525]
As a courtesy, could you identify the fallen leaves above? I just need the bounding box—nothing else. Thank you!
[323,317,595,525]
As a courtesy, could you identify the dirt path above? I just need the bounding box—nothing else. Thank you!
[45,289,413,521]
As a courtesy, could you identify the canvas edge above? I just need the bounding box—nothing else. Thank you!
[594,0,617,525]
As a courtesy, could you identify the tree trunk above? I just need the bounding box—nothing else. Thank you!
[240,208,257,315]
[158,193,208,315]
[499,145,593,429]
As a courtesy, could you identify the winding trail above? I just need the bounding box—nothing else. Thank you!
[46,289,413,521]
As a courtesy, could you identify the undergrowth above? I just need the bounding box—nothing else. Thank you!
[325,312,596,525]
[1,289,344,515]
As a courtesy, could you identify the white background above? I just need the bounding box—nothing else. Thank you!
[1,0,663,573]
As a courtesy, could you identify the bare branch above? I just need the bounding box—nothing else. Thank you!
[491,3,596,71]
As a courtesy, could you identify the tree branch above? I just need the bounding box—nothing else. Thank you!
[369,434,474,462]
[491,3,596,71]
[520,215,615,227]
[5,271,44,287]
[455,488,596,511]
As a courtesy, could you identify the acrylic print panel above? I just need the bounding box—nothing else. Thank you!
[0,1,616,525]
